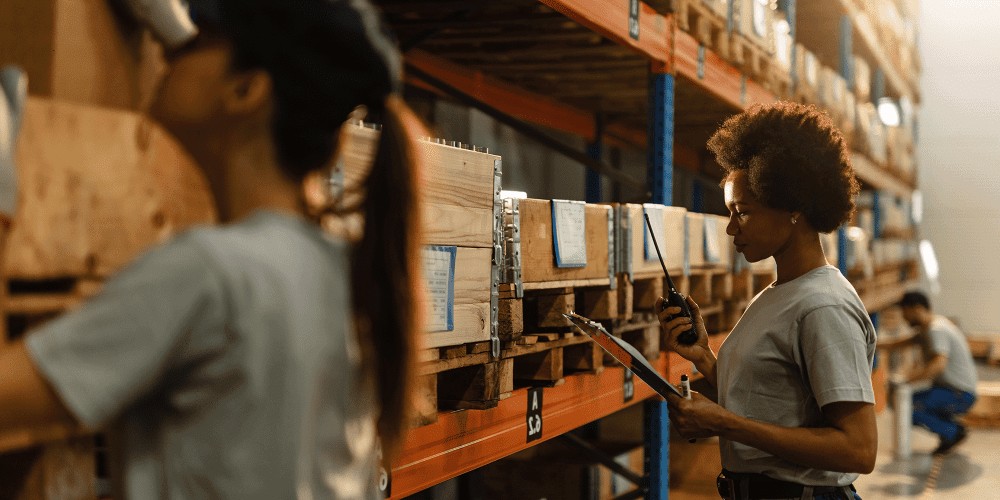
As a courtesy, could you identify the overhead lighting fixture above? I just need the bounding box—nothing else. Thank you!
[877,97,901,127]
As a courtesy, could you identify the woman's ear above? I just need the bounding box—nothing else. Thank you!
[790,211,803,226]
[223,69,272,117]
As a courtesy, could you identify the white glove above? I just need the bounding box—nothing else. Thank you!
[117,0,199,50]
[0,66,27,219]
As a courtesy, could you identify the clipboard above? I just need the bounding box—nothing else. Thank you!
[563,312,683,399]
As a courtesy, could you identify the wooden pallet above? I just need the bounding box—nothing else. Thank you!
[411,331,604,427]
[674,0,731,59]
[728,33,774,87]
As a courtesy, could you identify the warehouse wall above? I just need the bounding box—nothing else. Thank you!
[918,1,1000,332]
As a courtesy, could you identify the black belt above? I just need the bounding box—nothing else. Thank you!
[717,469,856,500]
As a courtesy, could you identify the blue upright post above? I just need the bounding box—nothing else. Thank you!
[780,0,797,88]
[871,190,882,239]
[645,71,674,500]
[645,400,670,499]
[585,116,604,203]
[649,74,675,206]
[839,15,854,85]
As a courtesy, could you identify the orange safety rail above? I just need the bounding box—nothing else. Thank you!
[674,30,776,109]
[389,355,669,498]
[538,0,673,73]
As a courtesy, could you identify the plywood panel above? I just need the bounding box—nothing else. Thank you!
[420,247,491,348]
[340,124,497,249]
[5,98,216,279]
[626,204,687,278]
[519,199,611,285]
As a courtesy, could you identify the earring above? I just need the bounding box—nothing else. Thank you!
[791,217,798,225]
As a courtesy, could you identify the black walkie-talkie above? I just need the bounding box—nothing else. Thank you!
[644,213,697,345]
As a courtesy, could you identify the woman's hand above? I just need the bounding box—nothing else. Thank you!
[666,391,731,439]
[655,295,711,363]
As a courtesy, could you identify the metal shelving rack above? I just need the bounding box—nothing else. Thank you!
[377,0,921,497]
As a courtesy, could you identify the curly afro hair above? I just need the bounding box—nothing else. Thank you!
[706,101,859,233]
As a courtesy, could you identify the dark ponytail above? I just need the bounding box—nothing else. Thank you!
[206,0,421,458]
[351,95,423,458]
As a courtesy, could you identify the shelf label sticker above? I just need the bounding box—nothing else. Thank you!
[629,0,640,40]
[643,204,666,262]
[704,216,723,264]
[527,387,544,442]
[551,200,587,268]
[623,368,635,403]
[422,246,456,332]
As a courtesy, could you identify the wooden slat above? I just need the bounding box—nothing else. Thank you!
[340,124,497,248]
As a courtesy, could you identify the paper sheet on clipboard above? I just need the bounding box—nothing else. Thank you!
[563,312,683,399]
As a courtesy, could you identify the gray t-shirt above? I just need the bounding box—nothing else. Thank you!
[717,265,876,486]
[27,211,380,500]
[921,316,977,394]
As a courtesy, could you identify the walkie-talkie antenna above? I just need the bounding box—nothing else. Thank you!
[644,213,678,291]
[643,211,697,345]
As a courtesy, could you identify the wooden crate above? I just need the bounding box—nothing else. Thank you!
[793,43,820,103]
[6,98,216,282]
[853,55,872,103]
[674,0,731,59]
[519,199,613,290]
[619,203,687,280]
[340,124,499,348]
[702,214,733,268]
[731,0,776,55]
[686,212,705,270]
[0,0,163,111]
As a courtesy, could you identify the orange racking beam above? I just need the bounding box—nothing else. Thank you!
[538,0,673,73]
[389,356,669,498]
[405,49,650,148]
[406,48,596,139]
[674,30,776,109]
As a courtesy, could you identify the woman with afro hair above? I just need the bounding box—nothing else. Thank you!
[658,102,877,500]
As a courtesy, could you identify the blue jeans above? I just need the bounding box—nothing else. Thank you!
[912,386,976,441]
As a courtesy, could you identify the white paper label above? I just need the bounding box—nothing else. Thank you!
[643,204,666,261]
[422,246,456,332]
[551,200,587,268]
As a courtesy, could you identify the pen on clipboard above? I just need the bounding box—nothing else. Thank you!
[680,374,695,443]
